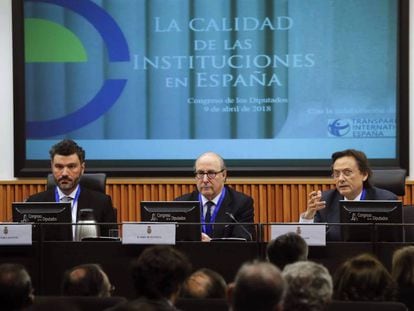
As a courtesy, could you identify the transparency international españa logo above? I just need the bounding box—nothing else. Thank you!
[25,0,130,138]
[328,118,396,138]
[328,119,351,137]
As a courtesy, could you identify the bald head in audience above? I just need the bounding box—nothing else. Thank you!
[230,261,285,311]
[62,263,112,297]
[181,268,227,299]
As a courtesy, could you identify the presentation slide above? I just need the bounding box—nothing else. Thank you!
[21,0,399,169]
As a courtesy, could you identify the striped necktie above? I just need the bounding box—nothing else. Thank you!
[61,196,73,203]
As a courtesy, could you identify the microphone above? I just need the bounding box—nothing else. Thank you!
[225,212,253,241]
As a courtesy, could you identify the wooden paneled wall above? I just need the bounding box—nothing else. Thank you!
[1,178,413,223]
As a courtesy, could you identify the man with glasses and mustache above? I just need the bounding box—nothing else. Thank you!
[175,152,255,242]
[26,139,116,239]
[300,149,398,240]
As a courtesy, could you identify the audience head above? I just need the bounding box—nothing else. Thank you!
[131,246,192,303]
[392,245,414,287]
[331,149,372,200]
[266,232,308,270]
[282,261,333,311]
[0,263,33,311]
[61,263,113,297]
[181,268,227,299]
[49,139,85,195]
[194,152,227,201]
[333,253,396,301]
[230,261,285,311]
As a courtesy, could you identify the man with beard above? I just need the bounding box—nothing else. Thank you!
[175,152,255,241]
[26,139,115,240]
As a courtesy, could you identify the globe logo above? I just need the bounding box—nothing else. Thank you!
[328,119,351,137]
[26,0,130,138]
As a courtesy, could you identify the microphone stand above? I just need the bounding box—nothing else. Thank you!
[225,212,253,241]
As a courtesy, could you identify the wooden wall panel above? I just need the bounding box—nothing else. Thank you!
[0,179,413,223]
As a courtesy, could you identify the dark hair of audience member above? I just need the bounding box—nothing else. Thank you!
[333,253,397,301]
[282,261,333,311]
[180,268,227,299]
[266,232,308,270]
[131,246,192,300]
[0,263,33,311]
[61,263,112,297]
[231,261,285,311]
[392,245,414,309]
[392,245,414,287]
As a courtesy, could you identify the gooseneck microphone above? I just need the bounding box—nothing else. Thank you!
[225,212,253,241]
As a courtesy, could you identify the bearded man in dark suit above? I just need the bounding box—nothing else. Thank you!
[175,152,255,241]
[26,139,115,240]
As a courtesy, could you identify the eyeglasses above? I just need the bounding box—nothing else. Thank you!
[332,169,354,179]
[195,169,225,180]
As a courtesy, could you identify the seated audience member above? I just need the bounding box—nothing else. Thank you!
[180,268,227,299]
[61,263,113,297]
[392,245,414,310]
[108,246,192,311]
[266,232,308,270]
[333,253,397,301]
[300,149,398,241]
[0,263,34,311]
[175,152,255,242]
[229,261,285,311]
[282,261,333,311]
[26,139,116,239]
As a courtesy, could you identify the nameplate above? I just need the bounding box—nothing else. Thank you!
[0,224,32,245]
[270,223,326,246]
[122,222,176,245]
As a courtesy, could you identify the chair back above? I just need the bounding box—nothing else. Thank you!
[34,296,127,311]
[370,169,406,196]
[403,205,414,241]
[327,300,407,311]
[176,298,229,311]
[47,173,107,193]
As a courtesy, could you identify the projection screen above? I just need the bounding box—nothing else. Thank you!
[13,0,409,176]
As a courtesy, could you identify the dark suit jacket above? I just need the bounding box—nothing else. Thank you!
[175,186,255,240]
[315,186,398,241]
[26,187,116,238]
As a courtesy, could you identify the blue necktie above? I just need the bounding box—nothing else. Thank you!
[205,201,214,235]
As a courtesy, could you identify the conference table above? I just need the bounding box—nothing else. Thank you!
[0,239,407,298]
